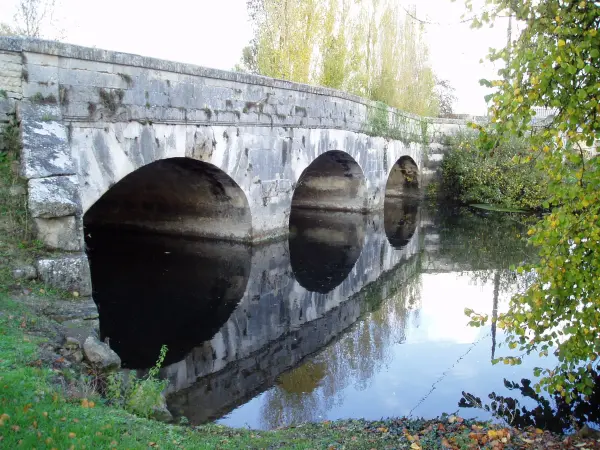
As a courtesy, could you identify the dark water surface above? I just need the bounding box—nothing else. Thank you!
[87,201,595,431]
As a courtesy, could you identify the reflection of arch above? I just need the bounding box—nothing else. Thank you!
[289,209,365,293]
[87,230,251,368]
[84,157,251,241]
[384,197,419,249]
[386,155,420,198]
[291,151,367,212]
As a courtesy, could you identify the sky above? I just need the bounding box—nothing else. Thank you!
[1,0,515,115]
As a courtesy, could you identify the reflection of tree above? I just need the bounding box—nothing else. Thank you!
[426,208,538,361]
[430,207,537,272]
[459,371,600,433]
[259,265,423,429]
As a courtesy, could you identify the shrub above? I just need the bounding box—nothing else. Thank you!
[106,345,169,419]
[441,132,549,210]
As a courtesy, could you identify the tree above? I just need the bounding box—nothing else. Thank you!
[435,78,457,116]
[243,0,322,83]
[0,23,18,36]
[0,0,64,39]
[318,0,349,89]
[466,0,600,400]
[233,44,259,74]
[242,0,441,116]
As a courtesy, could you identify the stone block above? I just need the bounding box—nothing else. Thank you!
[45,297,99,322]
[25,63,59,84]
[28,175,81,218]
[0,51,22,64]
[0,60,22,75]
[23,52,58,66]
[12,265,37,280]
[0,75,21,92]
[0,97,15,121]
[19,103,74,179]
[83,336,121,370]
[62,101,94,119]
[58,57,114,73]
[34,216,83,251]
[36,254,92,296]
[58,68,127,89]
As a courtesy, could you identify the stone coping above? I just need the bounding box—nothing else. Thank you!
[0,37,487,125]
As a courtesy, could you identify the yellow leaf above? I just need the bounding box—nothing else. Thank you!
[558,39,566,47]
[410,443,421,450]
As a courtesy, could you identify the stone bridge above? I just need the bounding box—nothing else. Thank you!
[0,37,473,295]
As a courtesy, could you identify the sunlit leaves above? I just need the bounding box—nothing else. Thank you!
[242,0,441,116]
[464,0,600,398]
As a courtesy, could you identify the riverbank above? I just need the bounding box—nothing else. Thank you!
[2,292,600,449]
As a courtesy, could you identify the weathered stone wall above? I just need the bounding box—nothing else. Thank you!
[0,36,472,295]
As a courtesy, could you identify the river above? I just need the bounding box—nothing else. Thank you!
[87,200,597,431]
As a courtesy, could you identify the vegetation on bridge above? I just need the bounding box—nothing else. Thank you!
[462,0,600,401]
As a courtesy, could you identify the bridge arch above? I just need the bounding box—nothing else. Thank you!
[385,155,420,198]
[83,157,252,241]
[290,150,367,212]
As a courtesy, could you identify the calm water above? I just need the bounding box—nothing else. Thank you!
[87,200,595,431]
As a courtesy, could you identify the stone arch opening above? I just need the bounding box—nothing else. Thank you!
[83,158,253,368]
[291,151,367,212]
[385,155,420,198]
[83,157,251,241]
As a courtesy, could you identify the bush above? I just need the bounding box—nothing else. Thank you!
[441,132,549,210]
[106,345,169,419]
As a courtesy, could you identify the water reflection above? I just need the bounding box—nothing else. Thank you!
[91,204,586,431]
[289,209,366,293]
[86,229,251,368]
[384,197,419,249]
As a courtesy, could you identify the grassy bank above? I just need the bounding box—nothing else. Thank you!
[3,293,600,449]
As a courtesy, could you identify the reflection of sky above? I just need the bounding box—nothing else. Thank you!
[219,271,558,429]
